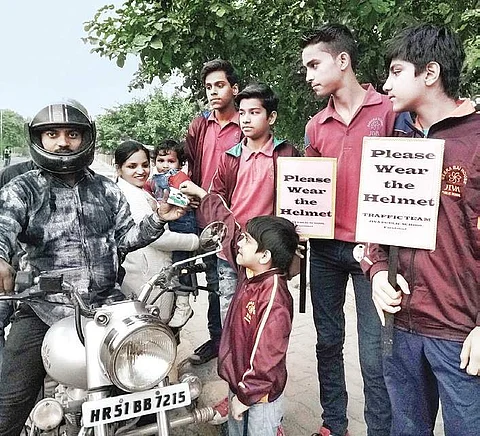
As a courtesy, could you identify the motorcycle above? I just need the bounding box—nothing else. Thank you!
[1,221,227,436]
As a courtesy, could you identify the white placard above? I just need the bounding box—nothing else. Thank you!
[356,137,444,250]
[276,157,336,239]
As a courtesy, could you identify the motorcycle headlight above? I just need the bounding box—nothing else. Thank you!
[99,314,176,392]
[30,398,64,430]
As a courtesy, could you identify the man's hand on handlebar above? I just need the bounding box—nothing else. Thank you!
[0,258,15,295]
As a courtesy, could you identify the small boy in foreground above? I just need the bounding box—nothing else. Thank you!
[181,181,299,436]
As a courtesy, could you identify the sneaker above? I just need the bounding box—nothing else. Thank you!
[311,427,350,436]
[188,339,219,365]
[168,296,194,328]
[277,424,286,436]
[209,396,228,425]
[168,306,193,328]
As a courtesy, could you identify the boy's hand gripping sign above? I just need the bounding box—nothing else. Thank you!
[356,137,445,250]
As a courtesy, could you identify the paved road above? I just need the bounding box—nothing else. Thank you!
[177,277,366,436]
[0,155,29,169]
[0,154,117,178]
[178,278,445,436]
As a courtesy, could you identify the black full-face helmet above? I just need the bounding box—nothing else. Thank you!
[28,100,96,174]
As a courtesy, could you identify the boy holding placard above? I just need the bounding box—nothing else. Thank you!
[362,24,480,435]
[301,23,411,436]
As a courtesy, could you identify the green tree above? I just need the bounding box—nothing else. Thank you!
[85,0,479,146]
[0,109,27,154]
[96,88,197,151]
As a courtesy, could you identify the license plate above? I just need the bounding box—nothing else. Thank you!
[82,383,191,427]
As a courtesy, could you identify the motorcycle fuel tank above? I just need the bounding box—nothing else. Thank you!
[41,316,88,389]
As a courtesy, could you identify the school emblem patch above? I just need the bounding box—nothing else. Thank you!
[441,165,467,197]
[244,301,256,324]
[367,117,384,137]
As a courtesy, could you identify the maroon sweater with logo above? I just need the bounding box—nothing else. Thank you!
[199,193,293,406]
[362,105,479,341]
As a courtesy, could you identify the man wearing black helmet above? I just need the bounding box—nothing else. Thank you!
[0,100,184,436]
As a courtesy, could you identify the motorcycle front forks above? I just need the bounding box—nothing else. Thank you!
[153,380,169,436]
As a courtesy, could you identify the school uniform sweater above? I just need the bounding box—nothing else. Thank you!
[362,102,479,341]
[199,193,293,406]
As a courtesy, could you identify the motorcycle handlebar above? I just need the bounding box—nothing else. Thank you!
[15,271,36,293]
[0,271,92,316]
[177,262,207,276]
[0,272,65,301]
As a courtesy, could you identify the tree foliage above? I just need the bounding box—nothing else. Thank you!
[85,0,480,146]
[0,109,27,152]
[95,88,197,151]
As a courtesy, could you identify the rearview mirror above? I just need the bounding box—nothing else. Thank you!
[198,221,227,252]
